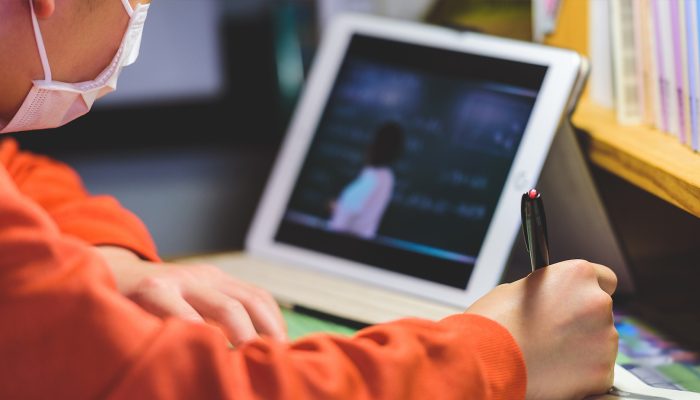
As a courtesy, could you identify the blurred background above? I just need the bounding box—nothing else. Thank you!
[7,0,534,259]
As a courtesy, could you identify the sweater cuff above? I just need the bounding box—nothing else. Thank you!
[52,196,161,262]
[440,313,527,399]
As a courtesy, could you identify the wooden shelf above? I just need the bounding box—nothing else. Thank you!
[572,100,700,218]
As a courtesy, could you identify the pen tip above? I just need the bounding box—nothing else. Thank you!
[528,189,538,199]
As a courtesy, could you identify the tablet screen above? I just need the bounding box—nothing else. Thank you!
[275,34,547,289]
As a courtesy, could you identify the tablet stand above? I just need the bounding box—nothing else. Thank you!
[502,119,635,294]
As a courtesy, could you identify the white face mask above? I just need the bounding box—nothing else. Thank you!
[0,0,149,134]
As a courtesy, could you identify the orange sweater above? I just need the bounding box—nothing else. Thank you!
[0,138,527,400]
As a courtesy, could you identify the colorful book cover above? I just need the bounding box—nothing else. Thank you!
[671,0,691,146]
[686,0,700,151]
[656,0,680,137]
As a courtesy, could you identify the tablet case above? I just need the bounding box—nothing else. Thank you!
[502,118,635,294]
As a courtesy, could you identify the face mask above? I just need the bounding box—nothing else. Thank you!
[0,0,149,134]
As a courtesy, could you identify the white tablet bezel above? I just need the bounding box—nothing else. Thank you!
[246,13,583,309]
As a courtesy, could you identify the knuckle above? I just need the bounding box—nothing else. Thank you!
[236,287,272,306]
[573,261,596,280]
[252,288,275,303]
[611,327,620,341]
[609,328,620,349]
[608,270,619,289]
[599,292,614,311]
[217,299,246,317]
[135,276,170,292]
[588,292,613,315]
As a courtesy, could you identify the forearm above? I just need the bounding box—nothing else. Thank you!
[110,314,527,400]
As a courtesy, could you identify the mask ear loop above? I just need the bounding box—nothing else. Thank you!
[28,0,52,82]
[120,0,134,17]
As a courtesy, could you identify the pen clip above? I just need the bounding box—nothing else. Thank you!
[536,197,549,246]
[520,193,530,254]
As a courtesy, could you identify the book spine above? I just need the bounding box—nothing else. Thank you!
[589,0,614,109]
[685,0,699,151]
[693,0,700,150]
[632,0,648,124]
[657,0,680,137]
[671,0,690,145]
[652,0,671,133]
[645,0,664,130]
[611,0,641,124]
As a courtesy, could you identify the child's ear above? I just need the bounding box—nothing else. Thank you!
[32,0,56,18]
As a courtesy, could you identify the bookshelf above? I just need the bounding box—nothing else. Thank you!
[545,0,700,218]
[573,100,700,217]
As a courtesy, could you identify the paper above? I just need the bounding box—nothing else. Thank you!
[587,365,700,399]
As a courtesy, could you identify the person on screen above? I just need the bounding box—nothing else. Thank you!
[0,1,619,399]
[328,122,404,239]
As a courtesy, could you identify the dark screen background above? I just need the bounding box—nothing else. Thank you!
[276,34,547,288]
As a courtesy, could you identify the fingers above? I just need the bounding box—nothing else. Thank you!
[132,279,205,324]
[218,281,288,342]
[586,262,618,296]
[546,259,618,296]
[184,286,258,346]
[198,265,287,340]
[132,261,287,345]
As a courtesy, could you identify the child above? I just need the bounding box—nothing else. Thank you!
[0,1,618,398]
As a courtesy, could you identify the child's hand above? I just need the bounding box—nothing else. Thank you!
[94,246,287,346]
[466,259,618,400]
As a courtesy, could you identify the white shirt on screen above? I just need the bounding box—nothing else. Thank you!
[328,166,395,239]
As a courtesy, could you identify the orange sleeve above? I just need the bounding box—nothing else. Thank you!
[0,163,527,400]
[0,138,159,261]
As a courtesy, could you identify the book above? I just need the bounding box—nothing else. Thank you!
[691,0,700,150]
[589,0,614,109]
[632,0,656,126]
[610,0,637,123]
[671,0,692,146]
[611,0,639,123]
[655,0,680,137]
[643,0,664,130]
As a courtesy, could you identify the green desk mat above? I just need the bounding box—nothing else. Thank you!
[282,307,358,340]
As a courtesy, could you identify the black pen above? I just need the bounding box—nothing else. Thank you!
[521,189,550,271]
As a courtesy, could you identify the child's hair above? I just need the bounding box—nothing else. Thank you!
[367,122,404,166]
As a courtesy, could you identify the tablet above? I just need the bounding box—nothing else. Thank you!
[246,13,584,309]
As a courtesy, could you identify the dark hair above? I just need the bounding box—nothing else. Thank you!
[366,122,404,166]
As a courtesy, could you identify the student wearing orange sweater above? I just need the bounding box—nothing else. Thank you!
[0,0,619,399]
